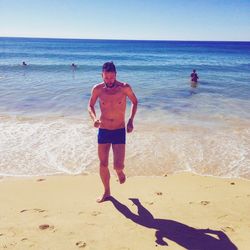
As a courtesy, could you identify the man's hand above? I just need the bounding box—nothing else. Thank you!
[94,119,101,128]
[127,118,134,133]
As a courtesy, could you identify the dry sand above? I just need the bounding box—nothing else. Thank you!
[0,172,249,249]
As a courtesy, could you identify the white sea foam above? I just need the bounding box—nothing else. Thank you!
[0,113,249,179]
[0,115,98,176]
[123,124,250,179]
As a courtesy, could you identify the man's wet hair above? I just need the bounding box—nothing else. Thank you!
[102,61,116,73]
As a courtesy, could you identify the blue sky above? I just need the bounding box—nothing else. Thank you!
[0,0,249,41]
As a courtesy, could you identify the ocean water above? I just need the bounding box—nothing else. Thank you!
[0,37,250,179]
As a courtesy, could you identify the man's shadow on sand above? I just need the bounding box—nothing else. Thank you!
[107,197,237,250]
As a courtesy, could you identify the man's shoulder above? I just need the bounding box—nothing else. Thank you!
[117,82,133,96]
[92,82,105,91]
[117,81,131,89]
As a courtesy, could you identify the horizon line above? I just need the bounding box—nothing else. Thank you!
[0,36,249,43]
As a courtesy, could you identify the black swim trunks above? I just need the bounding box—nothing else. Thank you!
[98,128,126,144]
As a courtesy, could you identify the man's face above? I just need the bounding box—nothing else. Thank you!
[102,71,116,86]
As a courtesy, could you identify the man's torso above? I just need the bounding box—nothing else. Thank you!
[97,81,127,130]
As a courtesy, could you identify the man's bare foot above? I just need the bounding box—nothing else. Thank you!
[96,192,111,203]
[116,170,126,184]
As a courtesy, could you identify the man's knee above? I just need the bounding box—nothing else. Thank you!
[114,162,124,170]
[99,160,108,168]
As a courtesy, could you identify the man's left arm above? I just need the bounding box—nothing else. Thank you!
[124,84,138,133]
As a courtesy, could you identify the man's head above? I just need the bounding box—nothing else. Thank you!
[102,61,117,87]
[193,69,196,73]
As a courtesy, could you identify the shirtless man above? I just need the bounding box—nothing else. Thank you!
[88,62,138,203]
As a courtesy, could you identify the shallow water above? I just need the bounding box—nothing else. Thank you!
[0,38,250,178]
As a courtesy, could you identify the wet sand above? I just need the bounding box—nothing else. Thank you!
[0,172,249,249]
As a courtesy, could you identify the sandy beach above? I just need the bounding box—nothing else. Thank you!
[0,172,249,250]
[1,1,250,249]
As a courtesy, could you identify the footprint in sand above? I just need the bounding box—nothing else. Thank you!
[37,178,46,182]
[39,224,54,230]
[200,201,210,206]
[155,192,163,196]
[20,209,28,213]
[34,208,46,213]
[221,226,235,233]
[91,211,101,216]
[20,208,46,213]
[6,242,17,247]
[76,241,87,248]
[230,182,235,185]
[0,233,3,236]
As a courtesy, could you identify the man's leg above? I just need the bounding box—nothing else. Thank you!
[97,143,111,203]
[112,144,126,184]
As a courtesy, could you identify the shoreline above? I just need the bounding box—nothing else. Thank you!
[1,169,250,182]
[1,172,250,249]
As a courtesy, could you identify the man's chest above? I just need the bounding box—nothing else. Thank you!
[99,91,126,106]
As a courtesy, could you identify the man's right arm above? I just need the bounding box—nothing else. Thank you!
[88,86,100,127]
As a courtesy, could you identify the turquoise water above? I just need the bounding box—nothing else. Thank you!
[0,37,249,178]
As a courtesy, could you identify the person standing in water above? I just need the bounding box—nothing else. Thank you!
[88,62,138,203]
[190,69,199,83]
[71,63,77,69]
